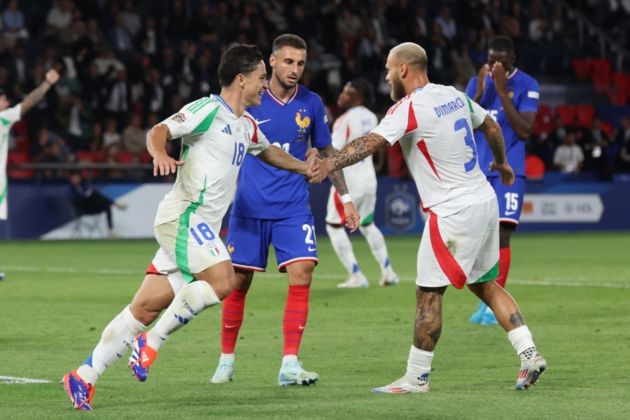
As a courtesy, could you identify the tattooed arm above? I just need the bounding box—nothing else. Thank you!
[477,115,515,186]
[313,133,388,183]
[318,144,361,231]
[317,144,350,195]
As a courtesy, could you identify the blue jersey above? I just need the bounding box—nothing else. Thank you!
[465,69,539,176]
[231,85,331,219]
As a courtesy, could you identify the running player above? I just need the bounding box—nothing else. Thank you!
[325,79,399,288]
[210,34,359,387]
[315,42,547,393]
[0,69,60,279]
[465,36,539,325]
[62,44,319,411]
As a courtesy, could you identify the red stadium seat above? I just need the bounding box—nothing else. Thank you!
[525,154,545,180]
[75,151,105,178]
[533,104,553,135]
[7,151,34,179]
[571,58,591,81]
[114,150,135,164]
[555,105,576,126]
[574,104,596,128]
[610,72,630,105]
[600,121,615,139]
[591,58,612,94]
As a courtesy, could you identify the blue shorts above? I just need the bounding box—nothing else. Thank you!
[488,175,526,225]
[226,214,319,272]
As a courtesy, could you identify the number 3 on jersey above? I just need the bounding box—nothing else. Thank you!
[453,118,477,172]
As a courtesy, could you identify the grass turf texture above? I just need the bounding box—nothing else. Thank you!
[0,232,629,419]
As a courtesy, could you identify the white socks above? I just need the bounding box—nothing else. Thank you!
[406,345,433,384]
[508,325,536,358]
[77,305,146,385]
[147,281,220,351]
[359,224,392,276]
[326,224,359,275]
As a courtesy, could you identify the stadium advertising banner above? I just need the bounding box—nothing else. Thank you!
[1,177,630,239]
[521,194,604,223]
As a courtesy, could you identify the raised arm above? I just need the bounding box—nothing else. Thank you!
[477,115,514,185]
[146,123,183,176]
[20,69,59,116]
[314,133,388,183]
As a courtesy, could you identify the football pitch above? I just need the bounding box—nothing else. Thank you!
[1,232,629,419]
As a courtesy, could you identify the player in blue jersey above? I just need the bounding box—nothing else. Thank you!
[210,34,359,387]
[465,36,539,325]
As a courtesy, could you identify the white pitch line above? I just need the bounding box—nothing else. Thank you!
[0,375,52,384]
[3,266,629,289]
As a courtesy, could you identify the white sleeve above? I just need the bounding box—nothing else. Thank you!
[243,114,269,156]
[371,99,413,145]
[160,98,220,139]
[465,95,489,129]
[331,119,347,150]
[0,104,22,125]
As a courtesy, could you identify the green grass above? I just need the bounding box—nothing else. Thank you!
[1,232,629,419]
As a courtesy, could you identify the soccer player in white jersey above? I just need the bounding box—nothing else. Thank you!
[325,79,399,288]
[0,69,59,279]
[314,42,547,393]
[62,44,319,411]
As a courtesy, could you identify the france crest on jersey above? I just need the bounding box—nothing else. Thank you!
[231,85,331,219]
[465,69,539,176]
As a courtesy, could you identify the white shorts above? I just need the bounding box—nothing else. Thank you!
[325,187,377,225]
[416,197,499,289]
[150,212,230,292]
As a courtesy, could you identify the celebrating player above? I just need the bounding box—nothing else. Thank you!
[0,69,59,279]
[314,42,547,393]
[62,44,319,411]
[465,36,540,325]
[210,34,358,387]
[325,79,399,288]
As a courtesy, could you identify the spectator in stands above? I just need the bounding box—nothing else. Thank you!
[68,171,127,237]
[553,129,584,174]
[3,0,28,43]
[102,118,121,156]
[615,116,630,172]
[121,113,145,158]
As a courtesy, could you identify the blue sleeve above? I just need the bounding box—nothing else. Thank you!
[517,77,540,114]
[465,77,477,98]
[309,94,332,149]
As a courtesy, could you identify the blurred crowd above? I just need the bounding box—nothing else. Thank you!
[2,0,630,181]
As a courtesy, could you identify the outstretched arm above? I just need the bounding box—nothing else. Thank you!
[257,146,310,176]
[20,69,59,116]
[314,133,388,183]
[477,115,514,185]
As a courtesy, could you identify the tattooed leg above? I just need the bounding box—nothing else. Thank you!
[414,286,446,351]
[468,281,525,331]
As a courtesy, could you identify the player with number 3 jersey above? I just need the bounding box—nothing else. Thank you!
[314,42,546,394]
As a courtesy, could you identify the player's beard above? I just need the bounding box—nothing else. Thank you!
[389,76,406,102]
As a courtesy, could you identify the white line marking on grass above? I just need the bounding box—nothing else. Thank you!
[0,375,52,384]
[4,266,629,289]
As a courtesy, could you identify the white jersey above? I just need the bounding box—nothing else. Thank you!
[156,95,269,229]
[0,104,22,220]
[372,84,495,216]
[331,105,378,195]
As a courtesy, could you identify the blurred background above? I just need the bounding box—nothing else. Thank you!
[1,0,629,239]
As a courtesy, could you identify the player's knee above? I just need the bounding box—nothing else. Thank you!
[288,266,313,286]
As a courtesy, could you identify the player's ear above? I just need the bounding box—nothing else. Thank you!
[237,74,245,88]
[269,53,276,67]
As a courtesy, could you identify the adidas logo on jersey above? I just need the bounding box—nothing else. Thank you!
[221,124,232,135]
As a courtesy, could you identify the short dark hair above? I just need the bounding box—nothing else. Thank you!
[0,89,5,97]
[272,34,307,53]
[488,36,514,53]
[217,44,264,87]
[348,79,374,108]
